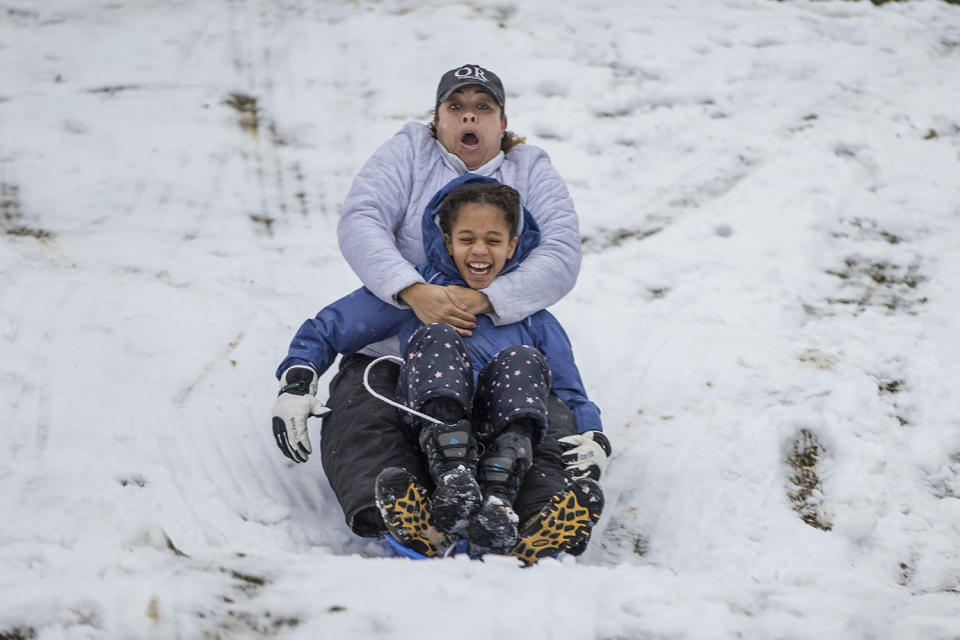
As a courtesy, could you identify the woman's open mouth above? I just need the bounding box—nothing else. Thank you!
[460,132,480,148]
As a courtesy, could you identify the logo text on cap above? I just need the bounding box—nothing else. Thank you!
[454,66,488,82]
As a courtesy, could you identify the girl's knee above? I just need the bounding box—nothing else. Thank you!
[409,322,462,345]
[425,322,461,339]
[493,344,545,365]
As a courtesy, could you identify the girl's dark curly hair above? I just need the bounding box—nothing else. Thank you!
[437,183,522,239]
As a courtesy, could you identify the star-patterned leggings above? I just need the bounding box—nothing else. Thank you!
[397,323,551,442]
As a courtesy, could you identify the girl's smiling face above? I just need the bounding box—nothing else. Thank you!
[443,202,519,290]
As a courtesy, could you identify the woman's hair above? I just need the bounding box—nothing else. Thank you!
[500,130,527,152]
[437,183,522,239]
[428,109,527,152]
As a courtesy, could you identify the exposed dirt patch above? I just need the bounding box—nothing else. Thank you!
[823,257,926,314]
[2,182,54,240]
[229,569,267,589]
[85,84,142,95]
[786,429,832,531]
[594,504,650,561]
[2,182,22,226]
[223,92,260,134]
[250,214,275,236]
[796,348,839,370]
[164,531,189,558]
[875,376,910,426]
[877,378,904,395]
[925,453,960,500]
[6,226,53,239]
[582,226,662,253]
[118,474,148,488]
[185,565,302,638]
[829,217,906,245]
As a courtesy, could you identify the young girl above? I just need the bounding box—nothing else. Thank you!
[273,176,609,562]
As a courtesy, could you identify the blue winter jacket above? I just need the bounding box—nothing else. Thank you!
[278,174,602,433]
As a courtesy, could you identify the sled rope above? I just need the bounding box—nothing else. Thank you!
[363,355,444,426]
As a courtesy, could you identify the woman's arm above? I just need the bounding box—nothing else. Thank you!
[337,128,424,308]
[484,150,582,324]
[338,125,478,333]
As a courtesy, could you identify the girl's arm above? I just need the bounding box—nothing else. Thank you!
[277,287,413,378]
[529,311,602,434]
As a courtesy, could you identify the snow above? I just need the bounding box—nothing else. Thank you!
[2,0,960,637]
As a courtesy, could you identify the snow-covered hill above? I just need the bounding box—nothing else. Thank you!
[2,1,960,638]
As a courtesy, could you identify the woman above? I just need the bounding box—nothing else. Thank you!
[278,65,609,544]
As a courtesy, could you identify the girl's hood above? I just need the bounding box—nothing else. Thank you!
[420,173,541,281]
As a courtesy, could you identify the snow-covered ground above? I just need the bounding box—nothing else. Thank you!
[3,0,960,637]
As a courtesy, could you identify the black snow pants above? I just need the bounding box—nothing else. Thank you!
[320,325,576,537]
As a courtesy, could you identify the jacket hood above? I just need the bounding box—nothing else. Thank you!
[421,173,540,282]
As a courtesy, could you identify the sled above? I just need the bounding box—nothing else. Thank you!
[381,533,468,559]
[381,534,562,563]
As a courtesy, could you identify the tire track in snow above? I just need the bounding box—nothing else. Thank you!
[223,0,316,239]
[163,305,352,557]
[139,1,359,560]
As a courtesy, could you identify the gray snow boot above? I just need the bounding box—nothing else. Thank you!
[467,422,535,557]
[418,418,482,534]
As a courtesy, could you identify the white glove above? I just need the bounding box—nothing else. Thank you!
[272,366,330,463]
[558,430,612,481]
